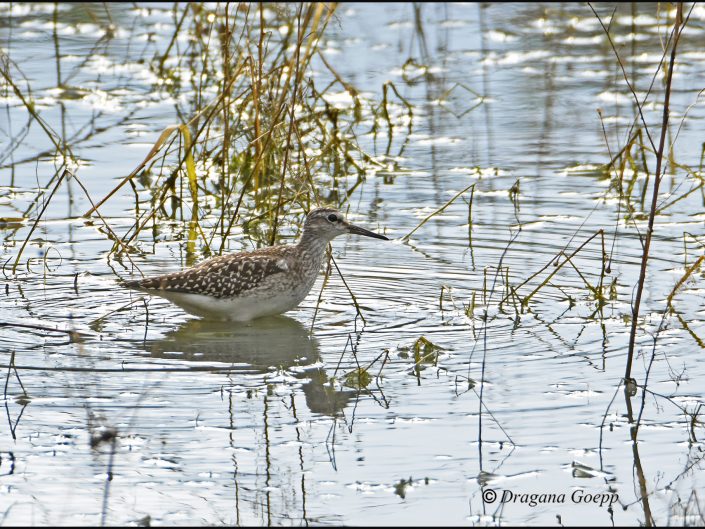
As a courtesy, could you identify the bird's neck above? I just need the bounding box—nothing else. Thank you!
[297,230,329,262]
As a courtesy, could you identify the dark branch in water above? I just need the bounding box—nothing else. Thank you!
[624,4,689,382]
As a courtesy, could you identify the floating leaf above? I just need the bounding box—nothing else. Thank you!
[413,336,444,365]
[0,217,27,229]
[344,367,372,389]
[394,477,413,499]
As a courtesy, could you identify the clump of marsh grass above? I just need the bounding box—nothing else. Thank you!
[84,3,407,262]
[4,3,411,277]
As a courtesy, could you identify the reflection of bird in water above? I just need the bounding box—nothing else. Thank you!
[124,208,388,321]
[143,316,354,416]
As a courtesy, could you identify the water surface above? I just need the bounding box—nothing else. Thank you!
[1,3,704,526]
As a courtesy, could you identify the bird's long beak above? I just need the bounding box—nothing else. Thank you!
[346,223,389,240]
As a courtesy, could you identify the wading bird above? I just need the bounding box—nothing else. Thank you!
[124,208,388,321]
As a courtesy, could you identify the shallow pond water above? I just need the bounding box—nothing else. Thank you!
[1,2,705,526]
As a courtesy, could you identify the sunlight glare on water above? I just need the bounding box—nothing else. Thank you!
[1,2,704,526]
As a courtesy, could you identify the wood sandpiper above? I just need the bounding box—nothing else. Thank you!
[123,208,388,321]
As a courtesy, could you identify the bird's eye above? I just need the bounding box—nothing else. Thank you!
[327,214,338,222]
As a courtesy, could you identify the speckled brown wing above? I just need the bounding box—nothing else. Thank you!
[124,249,290,299]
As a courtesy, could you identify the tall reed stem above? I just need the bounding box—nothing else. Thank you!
[625,3,685,381]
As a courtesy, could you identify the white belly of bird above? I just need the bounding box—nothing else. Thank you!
[157,280,313,321]
[156,291,303,321]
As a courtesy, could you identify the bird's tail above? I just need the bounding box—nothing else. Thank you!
[120,278,144,290]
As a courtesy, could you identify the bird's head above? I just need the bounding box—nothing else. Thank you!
[302,208,388,242]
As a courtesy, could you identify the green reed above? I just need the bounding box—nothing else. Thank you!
[82,3,405,262]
